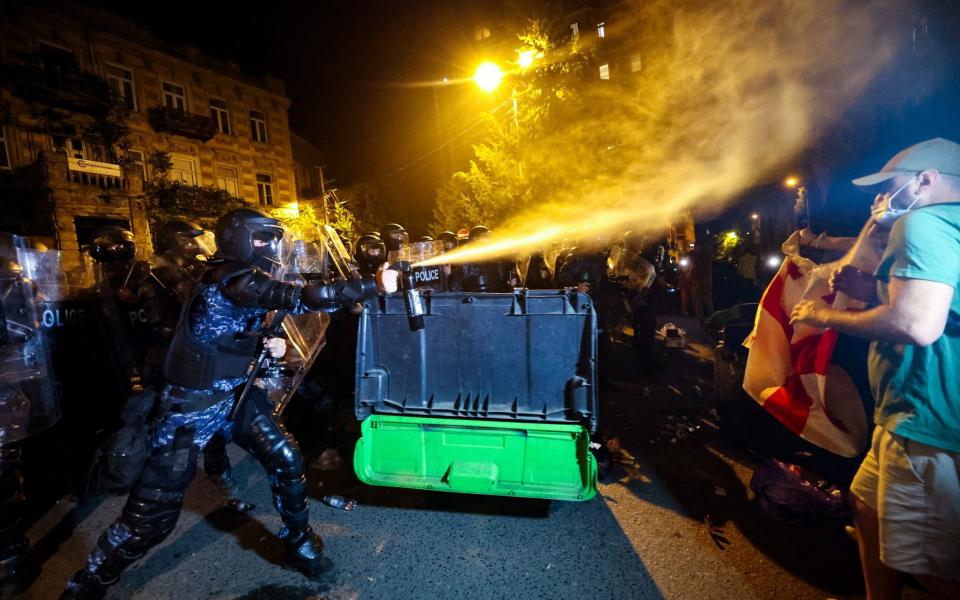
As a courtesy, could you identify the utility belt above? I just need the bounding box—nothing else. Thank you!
[164,387,235,414]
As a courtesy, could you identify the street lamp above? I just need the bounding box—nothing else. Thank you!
[473,62,504,92]
[784,176,799,188]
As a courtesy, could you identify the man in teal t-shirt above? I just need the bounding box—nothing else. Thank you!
[792,138,960,599]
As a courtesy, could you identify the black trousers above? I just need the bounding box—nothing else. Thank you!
[65,387,313,593]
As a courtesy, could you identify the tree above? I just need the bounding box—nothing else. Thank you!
[430,21,591,232]
[142,150,248,242]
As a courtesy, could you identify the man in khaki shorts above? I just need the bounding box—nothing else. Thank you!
[791,138,960,599]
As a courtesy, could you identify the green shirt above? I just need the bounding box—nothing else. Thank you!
[869,203,960,453]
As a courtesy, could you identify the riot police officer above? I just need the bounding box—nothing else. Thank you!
[379,223,408,253]
[436,231,458,254]
[353,233,386,277]
[448,225,513,293]
[88,226,154,396]
[63,209,398,599]
[0,235,59,594]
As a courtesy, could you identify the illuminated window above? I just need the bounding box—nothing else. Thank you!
[250,110,268,143]
[256,173,274,205]
[599,63,610,80]
[597,22,605,38]
[0,128,9,169]
[106,65,136,110]
[570,22,579,38]
[216,165,240,197]
[210,98,231,135]
[169,154,197,185]
[631,54,642,72]
[162,82,186,111]
[126,149,146,180]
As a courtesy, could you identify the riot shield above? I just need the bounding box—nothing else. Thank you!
[409,240,446,291]
[264,230,331,415]
[319,224,355,280]
[0,233,60,444]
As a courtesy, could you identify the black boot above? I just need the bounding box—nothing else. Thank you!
[61,570,109,600]
[281,525,327,580]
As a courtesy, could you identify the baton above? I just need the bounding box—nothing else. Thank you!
[228,309,288,421]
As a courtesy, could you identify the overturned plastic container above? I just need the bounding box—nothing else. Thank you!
[354,289,598,501]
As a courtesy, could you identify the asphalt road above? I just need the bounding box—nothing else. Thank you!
[14,314,930,600]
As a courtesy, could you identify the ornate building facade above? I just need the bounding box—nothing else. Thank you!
[0,3,300,266]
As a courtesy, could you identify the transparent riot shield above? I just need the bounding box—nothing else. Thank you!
[317,224,355,280]
[262,229,332,415]
[408,240,446,290]
[0,233,60,444]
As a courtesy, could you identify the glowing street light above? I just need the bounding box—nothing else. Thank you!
[473,62,504,92]
[784,176,800,188]
[751,213,759,220]
[517,48,543,70]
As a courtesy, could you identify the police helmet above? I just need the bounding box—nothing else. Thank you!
[0,256,23,281]
[380,223,408,252]
[417,235,434,243]
[214,208,284,272]
[469,225,491,243]
[437,231,458,252]
[157,219,205,256]
[354,233,386,273]
[88,226,136,263]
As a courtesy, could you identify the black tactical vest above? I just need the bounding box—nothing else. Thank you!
[162,263,263,390]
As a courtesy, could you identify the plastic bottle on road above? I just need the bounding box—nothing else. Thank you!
[322,495,357,511]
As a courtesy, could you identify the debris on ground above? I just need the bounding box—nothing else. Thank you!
[657,323,687,348]
[749,459,847,522]
[714,486,727,497]
[705,514,731,549]
[322,495,358,511]
[605,437,637,465]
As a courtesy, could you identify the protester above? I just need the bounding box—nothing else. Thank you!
[791,138,960,599]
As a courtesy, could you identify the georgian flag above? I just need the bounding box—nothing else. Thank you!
[742,226,880,457]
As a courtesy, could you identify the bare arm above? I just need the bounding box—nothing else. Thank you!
[791,276,954,347]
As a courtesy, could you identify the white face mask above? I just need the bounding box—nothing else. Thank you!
[871,175,920,228]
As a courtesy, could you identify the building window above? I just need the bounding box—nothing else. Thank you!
[256,173,274,206]
[216,165,240,197]
[631,54,643,73]
[169,154,197,186]
[599,63,610,80]
[250,110,268,143]
[597,22,606,38]
[106,65,136,110]
[126,149,146,180]
[210,98,231,135]
[570,22,579,38]
[0,128,10,170]
[475,26,491,41]
[162,82,186,112]
[54,137,86,159]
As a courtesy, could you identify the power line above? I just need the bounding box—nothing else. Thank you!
[378,98,514,181]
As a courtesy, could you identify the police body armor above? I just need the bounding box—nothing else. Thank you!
[162,262,273,390]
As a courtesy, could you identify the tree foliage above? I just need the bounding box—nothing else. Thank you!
[431,21,591,232]
[142,150,248,235]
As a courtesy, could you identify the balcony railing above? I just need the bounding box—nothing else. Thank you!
[147,106,217,142]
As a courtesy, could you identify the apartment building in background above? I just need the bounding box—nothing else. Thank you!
[0,2,300,266]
